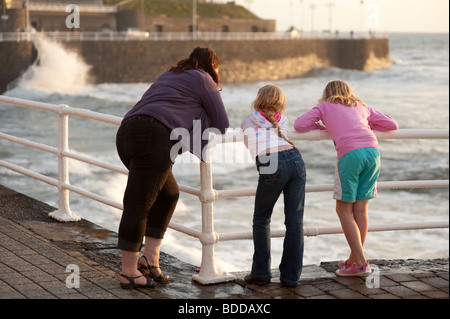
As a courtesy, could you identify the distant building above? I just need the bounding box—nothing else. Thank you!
[0,0,275,32]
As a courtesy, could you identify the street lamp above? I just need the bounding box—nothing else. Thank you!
[25,0,30,32]
[310,4,315,36]
[192,0,197,39]
[299,0,304,32]
[327,2,334,33]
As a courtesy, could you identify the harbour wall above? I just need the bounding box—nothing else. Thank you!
[0,41,38,94]
[0,37,391,93]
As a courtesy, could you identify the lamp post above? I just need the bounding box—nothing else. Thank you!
[300,0,304,32]
[245,0,253,32]
[192,0,197,39]
[327,2,334,33]
[25,0,30,32]
[310,4,315,37]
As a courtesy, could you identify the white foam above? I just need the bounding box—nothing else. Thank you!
[12,35,92,94]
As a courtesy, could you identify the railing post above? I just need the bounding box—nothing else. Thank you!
[192,144,236,284]
[48,105,81,222]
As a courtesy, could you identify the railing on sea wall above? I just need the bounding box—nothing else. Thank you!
[0,96,448,284]
[0,30,382,43]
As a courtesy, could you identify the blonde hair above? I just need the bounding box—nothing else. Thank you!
[319,80,366,107]
[252,85,296,149]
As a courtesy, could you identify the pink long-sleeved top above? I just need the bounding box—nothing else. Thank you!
[294,101,398,158]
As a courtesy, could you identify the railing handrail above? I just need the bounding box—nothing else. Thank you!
[0,95,448,284]
[0,30,383,42]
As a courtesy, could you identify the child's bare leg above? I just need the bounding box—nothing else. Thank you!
[336,200,367,267]
[347,200,369,264]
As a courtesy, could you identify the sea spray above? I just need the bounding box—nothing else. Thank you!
[10,34,92,94]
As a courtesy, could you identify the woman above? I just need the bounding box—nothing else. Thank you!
[116,47,229,288]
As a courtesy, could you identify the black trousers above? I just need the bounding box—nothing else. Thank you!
[116,115,179,252]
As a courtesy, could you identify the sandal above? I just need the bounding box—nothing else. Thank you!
[338,259,354,269]
[120,273,156,289]
[138,256,170,284]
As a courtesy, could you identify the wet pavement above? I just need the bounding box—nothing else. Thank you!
[0,184,448,304]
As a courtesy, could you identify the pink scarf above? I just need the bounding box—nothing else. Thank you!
[259,111,281,123]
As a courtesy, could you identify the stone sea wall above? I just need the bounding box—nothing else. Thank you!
[0,37,391,93]
[62,38,392,84]
[0,41,38,93]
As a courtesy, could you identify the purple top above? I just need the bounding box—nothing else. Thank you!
[123,68,229,160]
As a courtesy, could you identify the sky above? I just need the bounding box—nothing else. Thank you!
[229,0,449,33]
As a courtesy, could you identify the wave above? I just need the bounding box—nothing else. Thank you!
[8,35,92,95]
[85,83,150,103]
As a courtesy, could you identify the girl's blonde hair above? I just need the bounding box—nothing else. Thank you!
[252,85,296,149]
[319,80,366,107]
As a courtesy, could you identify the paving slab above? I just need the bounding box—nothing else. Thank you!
[0,184,448,309]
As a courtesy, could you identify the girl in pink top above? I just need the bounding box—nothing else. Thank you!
[294,80,398,276]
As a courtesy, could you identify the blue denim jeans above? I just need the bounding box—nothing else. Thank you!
[251,148,306,286]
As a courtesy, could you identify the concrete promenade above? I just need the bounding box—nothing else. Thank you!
[0,185,448,304]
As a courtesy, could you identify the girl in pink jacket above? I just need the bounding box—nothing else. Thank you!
[294,80,398,276]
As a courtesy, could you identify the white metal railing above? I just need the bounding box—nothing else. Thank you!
[7,0,111,11]
[0,95,448,284]
[27,3,117,13]
[0,30,381,42]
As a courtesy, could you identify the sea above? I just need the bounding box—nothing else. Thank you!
[0,33,448,273]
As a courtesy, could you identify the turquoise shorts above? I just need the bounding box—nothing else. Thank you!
[334,147,381,202]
